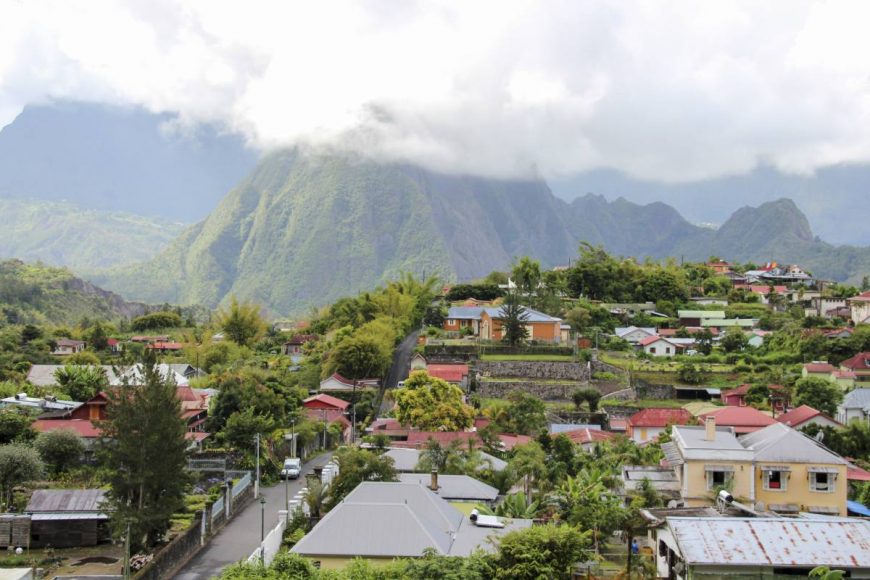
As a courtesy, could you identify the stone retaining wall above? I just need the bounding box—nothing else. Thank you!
[475,361,590,380]
[478,381,584,401]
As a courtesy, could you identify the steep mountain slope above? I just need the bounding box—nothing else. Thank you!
[0,101,258,221]
[0,260,151,325]
[0,199,184,271]
[94,153,870,315]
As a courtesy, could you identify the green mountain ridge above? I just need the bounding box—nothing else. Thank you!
[91,151,870,316]
[0,259,152,326]
[0,199,185,272]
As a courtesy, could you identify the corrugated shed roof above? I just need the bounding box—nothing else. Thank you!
[426,364,469,383]
[668,517,870,567]
[775,405,827,427]
[398,474,498,501]
[26,489,106,513]
[677,310,725,319]
[699,406,776,433]
[383,448,507,473]
[303,394,350,410]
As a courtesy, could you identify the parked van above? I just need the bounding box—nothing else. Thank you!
[281,457,302,479]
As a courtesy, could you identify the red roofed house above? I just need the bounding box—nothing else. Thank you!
[627,408,693,443]
[425,364,469,388]
[839,352,870,385]
[639,336,683,358]
[556,428,616,452]
[106,338,123,353]
[802,362,838,379]
[776,405,841,430]
[302,394,351,442]
[720,384,789,413]
[698,406,776,435]
[365,417,409,440]
[33,386,211,447]
[734,284,789,305]
[847,290,870,325]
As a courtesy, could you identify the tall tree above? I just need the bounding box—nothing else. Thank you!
[512,257,542,307]
[392,371,475,431]
[499,292,529,347]
[793,377,843,417]
[0,444,43,507]
[487,523,592,580]
[216,296,266,347]
[98,356,190,549]
[35,429,84,475]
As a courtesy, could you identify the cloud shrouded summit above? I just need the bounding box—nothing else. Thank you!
[3,0,870,182]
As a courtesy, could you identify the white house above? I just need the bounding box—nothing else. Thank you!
[615,326,657,345]
[639,335,682,357]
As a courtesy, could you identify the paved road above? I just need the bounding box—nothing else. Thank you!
[174,452,333,579]
[377,329,420,413]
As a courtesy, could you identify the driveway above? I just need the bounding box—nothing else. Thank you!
[173,452,333,579]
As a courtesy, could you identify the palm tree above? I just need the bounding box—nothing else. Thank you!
[303,479,329,520]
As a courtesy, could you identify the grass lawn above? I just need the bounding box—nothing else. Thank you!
[480,354,575,362]
[601,352,735,374]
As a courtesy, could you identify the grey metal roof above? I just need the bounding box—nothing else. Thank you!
[841,388,870,409]
[673,426,746,451]
[26,489,106,513]
[446,306,561,323]
[26,365,117,387]
[398,474,499,501]
[667,517,870,567]
[290,482,526,558]
[739,422,847,465]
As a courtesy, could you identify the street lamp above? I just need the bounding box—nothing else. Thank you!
[259,496,267,564]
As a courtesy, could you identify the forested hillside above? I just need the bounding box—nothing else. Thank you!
[0,199,184,271]
[0,260,150,325]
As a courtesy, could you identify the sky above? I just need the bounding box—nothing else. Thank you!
[3,0,870,185]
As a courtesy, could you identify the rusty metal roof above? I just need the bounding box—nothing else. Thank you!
[668,517,870,568]
[25,489,106,513]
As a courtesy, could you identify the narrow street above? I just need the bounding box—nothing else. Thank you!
[174,452,333,579]
[377,329,420,414]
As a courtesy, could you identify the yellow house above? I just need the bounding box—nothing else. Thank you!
[665,418,848,516]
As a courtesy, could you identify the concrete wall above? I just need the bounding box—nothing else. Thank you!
[133,513,203,580]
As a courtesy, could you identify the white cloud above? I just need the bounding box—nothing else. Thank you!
[2,0,870,182]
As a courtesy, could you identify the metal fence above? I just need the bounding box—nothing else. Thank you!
[211,497,225,522]
[232,472,252,499]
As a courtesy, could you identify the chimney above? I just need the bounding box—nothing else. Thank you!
[705,416,716,441]
[430,470,439,491]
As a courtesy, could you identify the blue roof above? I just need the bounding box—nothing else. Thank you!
[848,500,870,517]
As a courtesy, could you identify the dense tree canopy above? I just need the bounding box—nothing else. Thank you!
[393,371,475,431]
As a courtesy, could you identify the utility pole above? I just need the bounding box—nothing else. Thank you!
[123,520,131,580]
[350,379,357,443]
[255,433,261,498]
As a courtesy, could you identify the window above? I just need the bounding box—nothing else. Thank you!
[810,470,837,493]
[447,319,455,325]
[665,347,672,354]
[705,467,733,490]
[762,469,789,491]
[650,347,656,354]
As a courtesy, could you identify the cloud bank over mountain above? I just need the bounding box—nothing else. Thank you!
[4,1,870,184]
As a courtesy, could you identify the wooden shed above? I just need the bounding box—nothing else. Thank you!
[25,489,110,548]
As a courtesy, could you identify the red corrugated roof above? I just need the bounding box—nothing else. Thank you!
[304,408,350,426]
[848,465,870,481]
[700,406,776,433]
[849,291,870,302]
[638,335,669,347]
[425,364,469,383]
[147,342,183,350]
[285,334,318,345]
[303,393,350,410]
[32,419,101,438]
[804,362,837,374]
[628,408,693,428]
[722,384,786,398]
[776,405,825,428]
[839,352,870,371]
